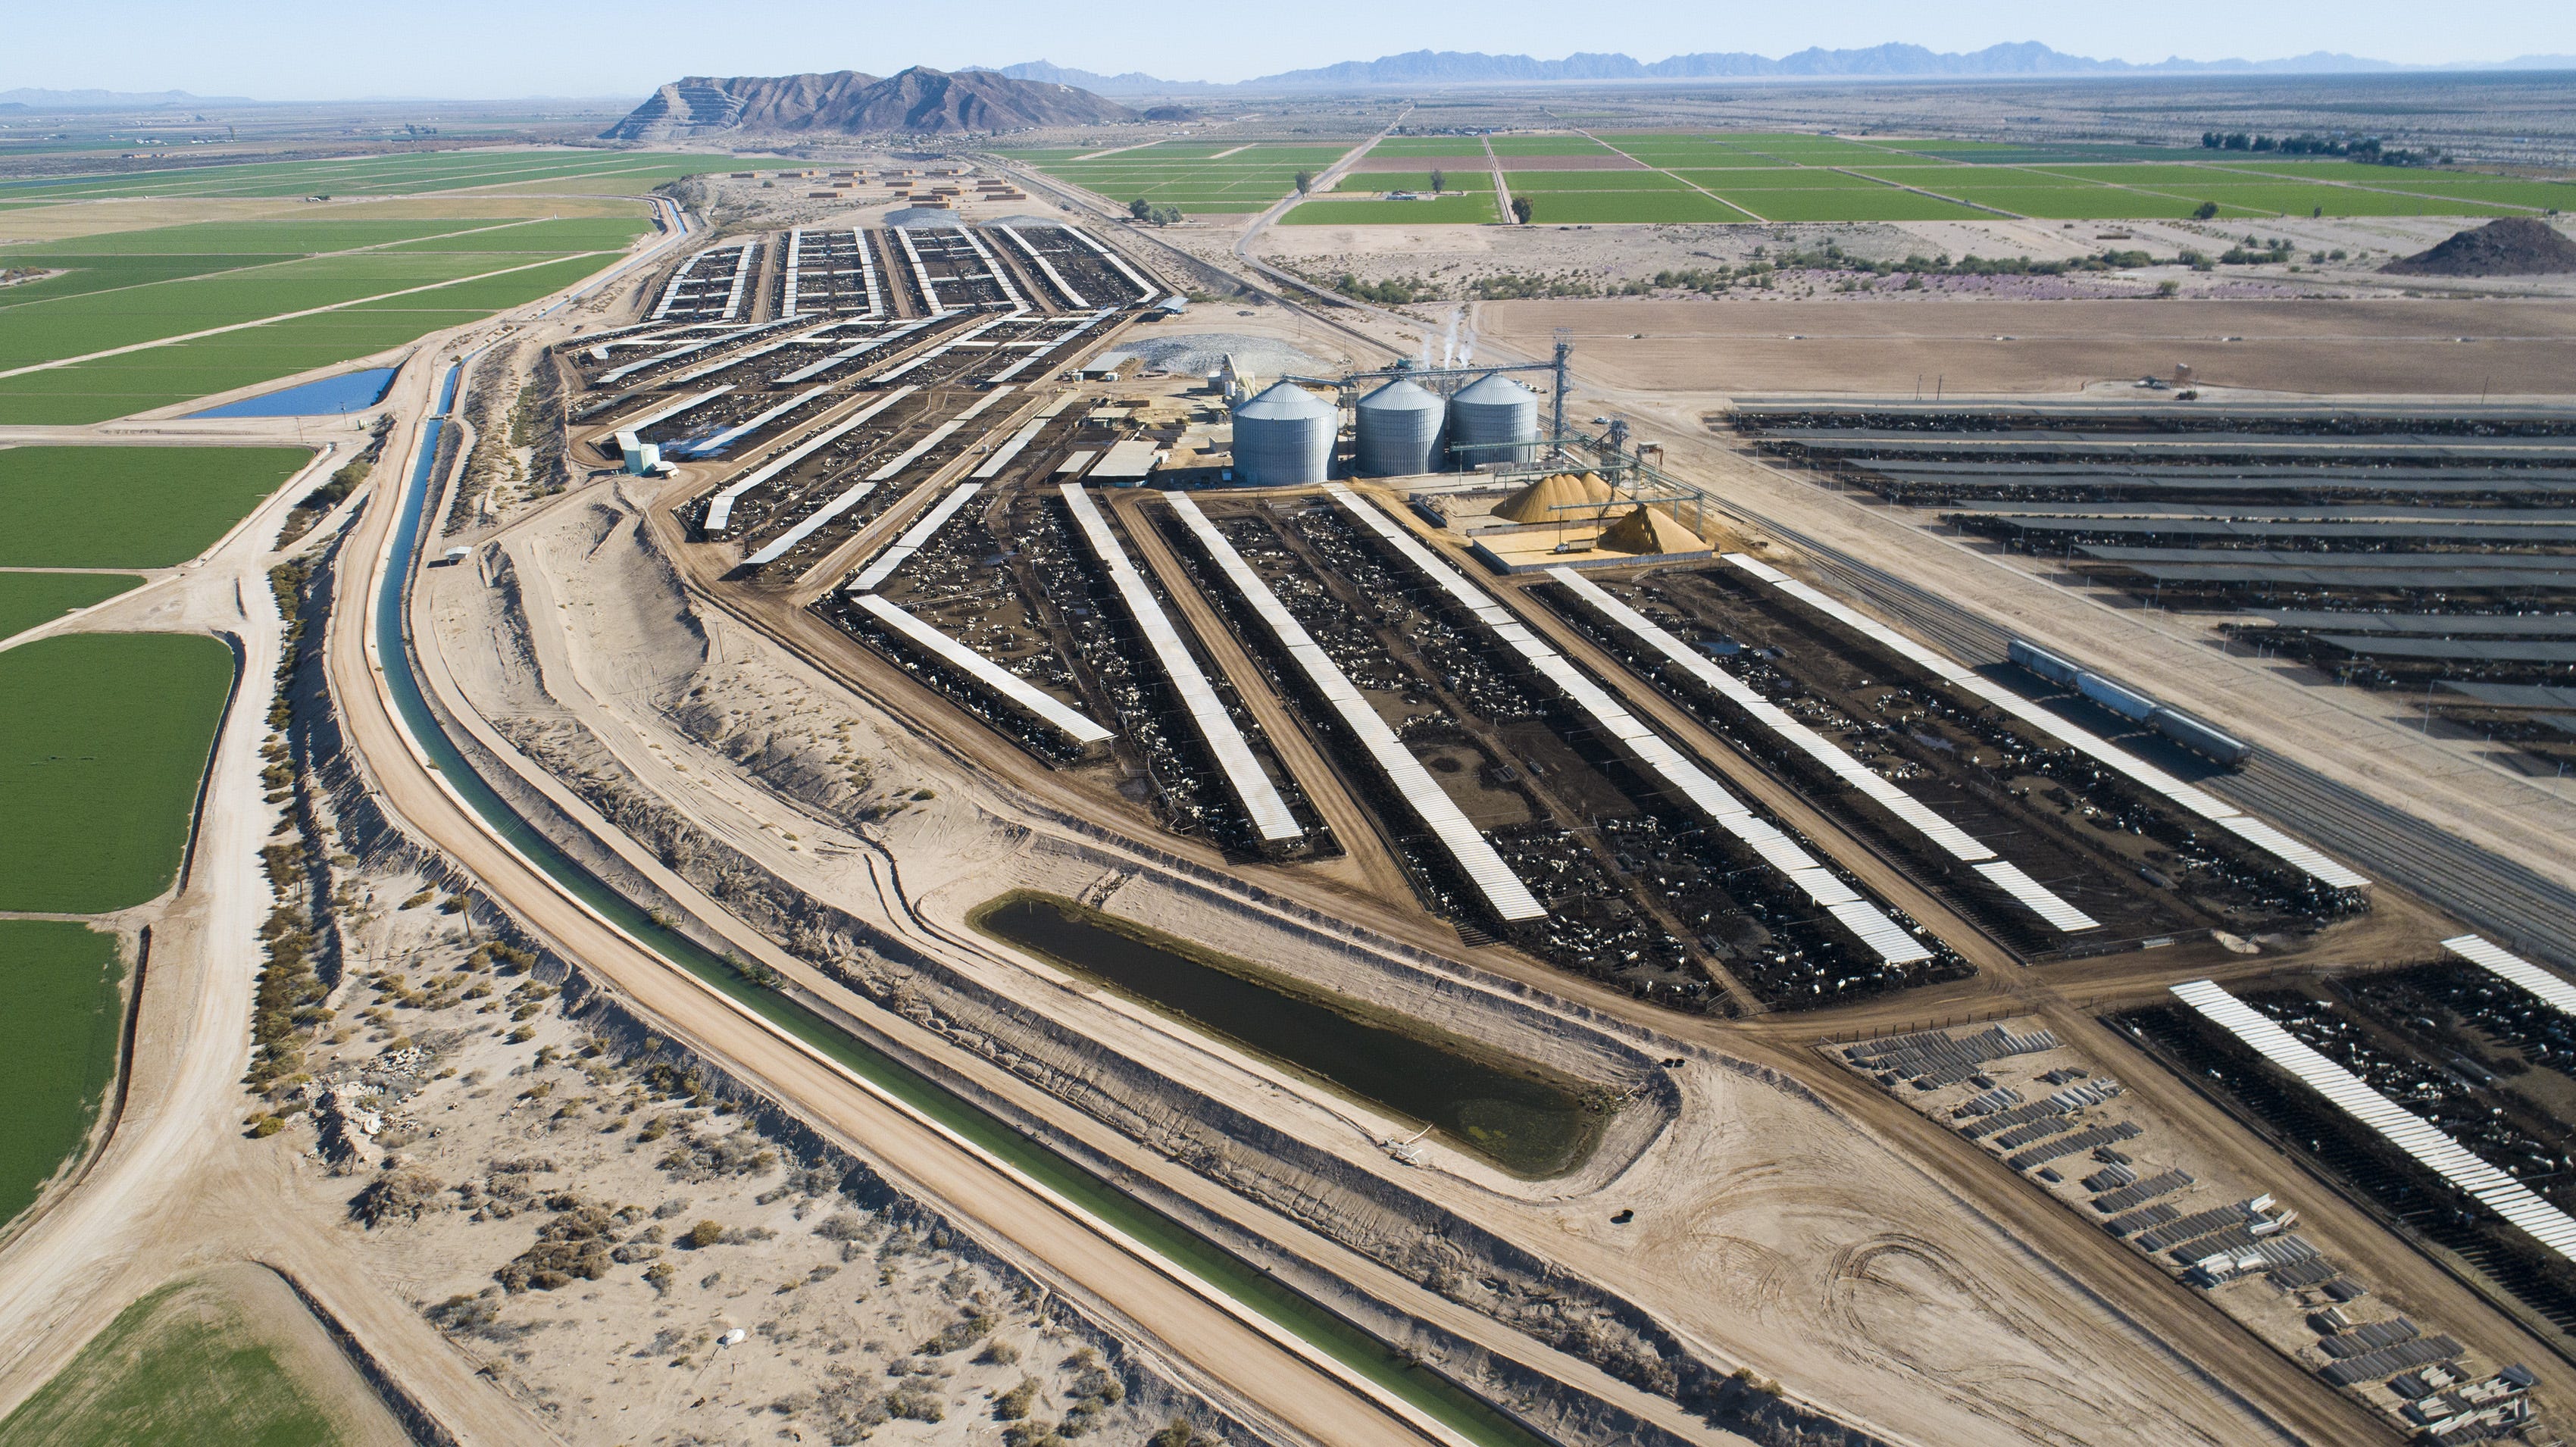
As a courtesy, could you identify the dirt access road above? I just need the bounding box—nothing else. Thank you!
[0,416,550,1445]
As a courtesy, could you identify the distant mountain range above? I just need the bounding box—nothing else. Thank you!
[980,44,2576,95]
[601,67,1134,140]
[0,86,250,109]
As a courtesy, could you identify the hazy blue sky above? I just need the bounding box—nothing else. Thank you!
[10,2,2576,98]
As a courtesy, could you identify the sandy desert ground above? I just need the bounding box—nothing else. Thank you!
[1478,295,2576,396]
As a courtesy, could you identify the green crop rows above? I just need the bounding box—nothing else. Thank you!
[0,446,310,567]
[1371,137,1492,158]
[0,1273,352,1445]
[1286,195,1503,225]
[1249,127,2576,225]
[1333,171,1493,193]
[0,922,125,1233]
[0,148,736,202]
[0,214,645,423]
[1485,136,1614,156]
[1508,170,1694,192]
[1515,191,1744,223]
[1009,140,1364,216]
[1039,129,2576,227]
[0,573,141,644]
[0,632,236,914]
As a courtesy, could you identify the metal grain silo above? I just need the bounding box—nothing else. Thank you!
[1447,373,1538,467]
[1352,377,1445,477]
[1230,382,1336,485]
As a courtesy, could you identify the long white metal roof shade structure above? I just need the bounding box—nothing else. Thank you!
[703,386,917,533]
[1165,492,1543,920]
[596,312,801,384]
[877,313,1022,384]
[666,317,867,387]
[957,226,1026,310]
[894,226,947,317]
[764,388,1023,564]
[988,310,1114,384]
[861,384,1015,486]
[744,479,880,568]
[588,320,752,356]
[1719,554,2370,892]
[715,239,756,320]
[2171,979,2576,1261]
[650,245,714,320]
[971,418,1050,480]
[855,594,1109,745]
[2445,935,2576,1017]
[1328,488,1928,963]
[1061,486,1301,843]
[686,384,835,457]
[853,227,883,316]
[776,317,936,386]
[1547,567,2099,935]
[782,228,805,318]
[849,482,983,593]
[596,386,733,441]
[997,225,1088,308]
[1062,225,1156,304]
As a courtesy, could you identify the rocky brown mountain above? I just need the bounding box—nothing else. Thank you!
[602,66,1132,140]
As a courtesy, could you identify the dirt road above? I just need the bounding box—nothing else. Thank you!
[1103,486,1417,903]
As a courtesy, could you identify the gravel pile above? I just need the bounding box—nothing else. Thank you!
[1112,333,1328,379]
[2383,217,2576,277]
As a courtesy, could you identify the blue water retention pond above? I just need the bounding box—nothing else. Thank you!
[190,366,399,418]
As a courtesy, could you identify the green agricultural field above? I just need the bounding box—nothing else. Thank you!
[1674,167,1915,190]
[2318,175,2576,209]
[1233,145,1356,164]
[1728,139,1911,165]
[1516,190,1744,223]
[374,216,655,252]
[0,573,142,642]
[0,632,236,914]
[0,922,123,1233]
[1710,186,1990,222]
[1371,137,1493,158]
[0,242,630,423]
[0,1269,405,1447]
[2,148,736,202]
[468,157,764,198]
[1507,170,1693,192]
[2171,184,2517,217]
[0,230,644,372]
[0,446,308,567]
[1061,129,2576,226]
[1333,171,1493,192]
[1285,194,1502,224]
[1486,136,1614,156]
[1908,185,2168,220]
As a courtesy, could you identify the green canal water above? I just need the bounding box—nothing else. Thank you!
[974,892,1602,1178]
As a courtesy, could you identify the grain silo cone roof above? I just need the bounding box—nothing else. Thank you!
[1452,373,1534,405]
[1492,470,1615,524]
[1357,377,1443,414]
[1596,505,1708,555]
[1233,380,1333,420]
